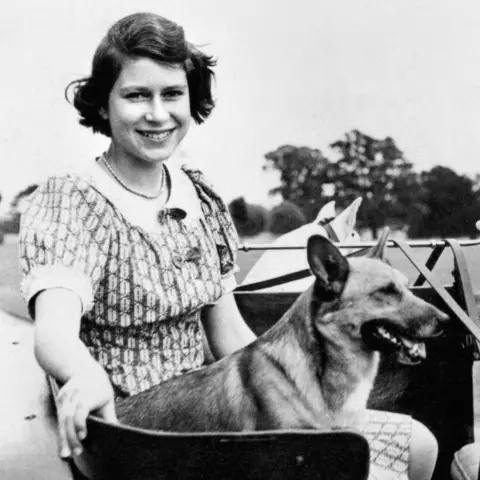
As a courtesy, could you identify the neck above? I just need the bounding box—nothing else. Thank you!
[104,146,166,197]
[259,287,379,418]
[318,333,379,416]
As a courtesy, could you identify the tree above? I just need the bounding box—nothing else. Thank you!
[0,184,38,235]
[263,145,333,221]
[268,200,307,235]
[329,130,422,238]
[228,197,268,238]
[411,166,480,238]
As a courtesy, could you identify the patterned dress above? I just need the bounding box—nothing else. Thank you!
[19,161,238,397]
[360,410,411,479]
[19,159,411,479]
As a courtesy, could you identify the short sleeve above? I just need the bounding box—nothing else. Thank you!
[181,166,240,286]
[19,176,111,318]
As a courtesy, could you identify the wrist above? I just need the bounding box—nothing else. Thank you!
[35,336,101,384]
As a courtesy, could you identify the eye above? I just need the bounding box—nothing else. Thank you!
[163,89,186,100]
[378,282,400,296]
[125,91,149,100]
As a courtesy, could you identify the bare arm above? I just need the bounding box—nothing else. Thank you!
[35,288,95,380]
[201,292,256,359]
[34,288,117,458]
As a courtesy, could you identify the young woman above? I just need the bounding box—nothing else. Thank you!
[19,12,438,480]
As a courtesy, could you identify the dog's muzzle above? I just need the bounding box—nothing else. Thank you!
[361,320,442,365]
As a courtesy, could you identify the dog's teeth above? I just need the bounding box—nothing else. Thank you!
[409,343,426,358]
[378,327,391,339]
[401,337,416,349]
[377,326,399,344]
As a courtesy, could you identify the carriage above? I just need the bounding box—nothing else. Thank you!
[3,236,480,480]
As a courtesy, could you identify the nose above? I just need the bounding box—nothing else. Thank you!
[145,97,169,122]
[435,307,450,323]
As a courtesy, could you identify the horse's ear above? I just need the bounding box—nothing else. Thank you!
[366,227,390,261]
[307,235,349,296]
[316,201,336,223]
[329,198,362,241]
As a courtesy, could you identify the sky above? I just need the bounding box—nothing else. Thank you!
[2,0,480,208]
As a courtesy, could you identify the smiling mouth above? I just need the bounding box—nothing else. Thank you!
[361,320,442,365]
[137,130,173,141]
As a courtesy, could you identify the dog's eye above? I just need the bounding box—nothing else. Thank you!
[379,282,399,295]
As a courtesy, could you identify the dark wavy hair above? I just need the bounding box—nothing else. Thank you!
[66,12,216,136]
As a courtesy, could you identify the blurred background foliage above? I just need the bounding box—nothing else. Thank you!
[252,129,480,240]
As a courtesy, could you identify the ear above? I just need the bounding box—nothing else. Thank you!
[366,227,390,261]
[329,197,362,241]
[315,201,336,223]
[307,235,349,296]
[99,107,108,120]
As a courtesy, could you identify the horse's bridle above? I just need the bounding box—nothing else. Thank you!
[234,218,340,292]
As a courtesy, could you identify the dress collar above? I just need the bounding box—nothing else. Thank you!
[163,162,201,219]
[79,158,203,231]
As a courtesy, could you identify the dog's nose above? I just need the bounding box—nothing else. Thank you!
[429,308,450,338]
[436,309,450,323]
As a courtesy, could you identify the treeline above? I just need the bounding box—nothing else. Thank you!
[228,197,307,237]
[0,184,38,238]
[261,130,480,239]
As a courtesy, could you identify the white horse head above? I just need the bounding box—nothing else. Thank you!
[240,198,362,292]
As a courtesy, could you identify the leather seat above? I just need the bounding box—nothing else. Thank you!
[451,443,480,480]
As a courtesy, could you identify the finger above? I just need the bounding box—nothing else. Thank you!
[57,393,75,458]
[65,399,85,456]
[98,401,118,424]
[74,404,90,442]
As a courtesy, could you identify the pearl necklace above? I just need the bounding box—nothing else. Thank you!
[101,153,166,200]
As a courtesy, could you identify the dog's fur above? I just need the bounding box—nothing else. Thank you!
[116,230,448,432]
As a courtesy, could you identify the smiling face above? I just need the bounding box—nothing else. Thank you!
[103,57,191,166]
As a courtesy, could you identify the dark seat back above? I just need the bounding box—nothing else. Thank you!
[79,416,370,480]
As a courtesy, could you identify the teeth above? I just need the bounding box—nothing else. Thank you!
[139,130,172,140]
[374,325,427,362]
[408,343,426,358]
[409,344,418,355]
[400,337,415,349]
[377,326,398,344]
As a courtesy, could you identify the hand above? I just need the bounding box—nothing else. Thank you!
[56,363,118,459]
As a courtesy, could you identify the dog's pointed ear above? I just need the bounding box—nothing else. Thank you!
[307,235,349,296]
[366,227,390,261]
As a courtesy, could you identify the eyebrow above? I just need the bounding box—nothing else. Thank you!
[119,84,188,93]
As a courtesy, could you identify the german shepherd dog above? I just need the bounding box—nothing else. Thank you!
[116,230,449,431]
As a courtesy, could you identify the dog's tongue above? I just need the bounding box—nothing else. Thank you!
[395,333,427,362]
[400,336,427,357]
[397,341,427,365]
[408,342,426,359]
